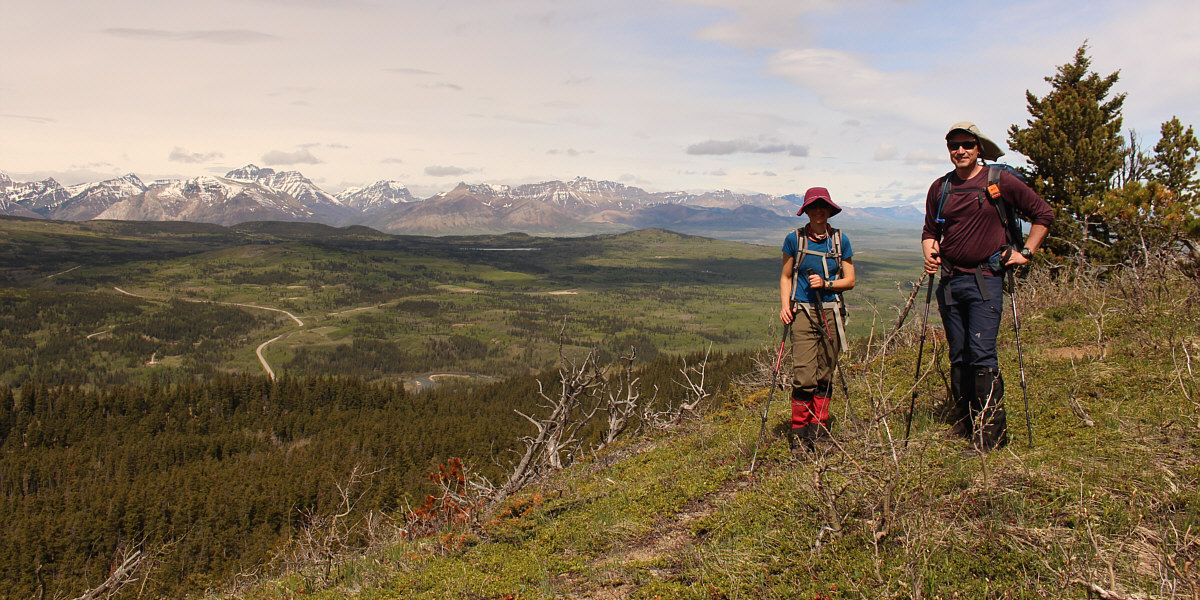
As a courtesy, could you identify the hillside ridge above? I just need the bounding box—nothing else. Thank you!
[220,262,1199,599]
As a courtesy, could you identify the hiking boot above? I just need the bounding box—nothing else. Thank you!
[947,364,974,439]
[789,425,814,454]
[812,422,832,442]
[972,367,1008,451]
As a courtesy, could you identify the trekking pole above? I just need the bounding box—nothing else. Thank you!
[904,268,936,448]
[748,325,789,473]
[1007,270,1034,448]
[806,269,851,402]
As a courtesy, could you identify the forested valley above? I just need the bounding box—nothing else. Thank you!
[0,352,752,598]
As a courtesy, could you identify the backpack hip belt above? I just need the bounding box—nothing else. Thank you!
[793,298,849,351]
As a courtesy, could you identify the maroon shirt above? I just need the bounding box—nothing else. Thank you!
[921,167,1054,274]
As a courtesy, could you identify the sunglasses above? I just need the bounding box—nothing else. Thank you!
[947,140,979,151]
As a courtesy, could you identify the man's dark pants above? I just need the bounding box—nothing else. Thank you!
[937,272,1008,448]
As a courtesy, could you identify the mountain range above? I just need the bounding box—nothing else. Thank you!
[0,166,924,238]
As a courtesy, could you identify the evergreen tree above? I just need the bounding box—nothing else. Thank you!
[1096,117,1200,267]
[1150,116,1200,201]
[1008,43,1126,261]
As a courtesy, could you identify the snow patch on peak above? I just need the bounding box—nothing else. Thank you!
[466,183,510,196]
[335,180,416,212]
[226,164,274,181]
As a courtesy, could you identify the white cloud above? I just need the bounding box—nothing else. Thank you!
[425,165,475,177]
[262,148,322,166]
[686,138,808,156]
[1,113,56,124]
[101,28,277,44]
[169,148,223,164]
[679,0,840,47]
[904,149,943,166]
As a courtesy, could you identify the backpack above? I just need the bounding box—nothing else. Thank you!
[791,226,844,292]
[935,165,1027,248]
[790,225,849,349]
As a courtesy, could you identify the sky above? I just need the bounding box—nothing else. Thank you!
[3,0,1199,206]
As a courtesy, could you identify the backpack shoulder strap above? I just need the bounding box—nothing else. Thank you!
[934,171,954,233]
[792,227,804,282]
[831,228,844,300]
[985,166,1023,246]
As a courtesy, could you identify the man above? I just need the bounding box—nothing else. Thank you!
[780,187,855,451]
[922,122,1053,449]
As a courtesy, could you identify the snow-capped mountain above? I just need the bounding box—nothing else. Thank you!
[224,165,351,222]
[1,166,924,240]
[3,177,71,217]
[56,174,149,220]
[335,181,417,213]
[96,175,314,226]
[366,177,801,235]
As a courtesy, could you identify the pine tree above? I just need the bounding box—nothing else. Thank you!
[1150,116,1200,201]
[1008,43,1126,261]
[1095,117,1200,266]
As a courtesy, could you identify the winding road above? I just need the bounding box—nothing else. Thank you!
[113,286,303,379]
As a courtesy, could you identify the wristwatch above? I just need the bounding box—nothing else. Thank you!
[1019,247,1033,260]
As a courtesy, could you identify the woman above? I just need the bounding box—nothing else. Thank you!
[779,187,855,451]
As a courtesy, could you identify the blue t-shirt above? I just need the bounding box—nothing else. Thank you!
[782,229,853,304]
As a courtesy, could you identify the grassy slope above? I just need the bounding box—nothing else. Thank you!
[235,265,1200,599]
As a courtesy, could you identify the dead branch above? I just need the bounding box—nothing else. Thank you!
[871,274,928,362]
[496,347,605,500]
[643,346,712,429]
[598,347,642,449]
[71,543,150,600]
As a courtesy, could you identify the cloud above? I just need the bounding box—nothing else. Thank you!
[1,113,56,124]
[763,44,966,128]
[687,140,740,155]
[12,166,122,187]
[169,147,223,164]
[262,148,322,165]
[904,149,943,165]
[102,28,277,44]
[686,138,808,156]
[873,143,898,161]
[686,1,819,48]
[380,158,405,164]
[385,67,438,76]
[547,148,594,156]
[425,165,474,177]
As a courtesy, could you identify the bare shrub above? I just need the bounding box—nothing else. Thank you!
[271,464,401,590]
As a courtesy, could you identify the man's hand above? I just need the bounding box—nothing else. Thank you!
[923,251,941,274]
[1005,250,1031,267]
[922,239,941,274]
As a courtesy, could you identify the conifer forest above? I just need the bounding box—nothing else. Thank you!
[0,218,789,598]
